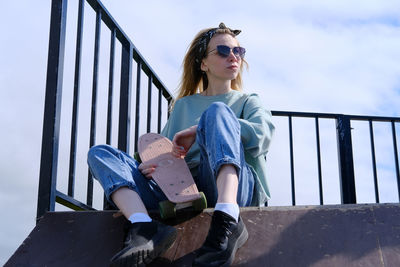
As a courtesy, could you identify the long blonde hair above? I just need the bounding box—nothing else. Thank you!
[174,24,248,103]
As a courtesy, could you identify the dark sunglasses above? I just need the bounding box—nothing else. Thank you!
[207,45,246,59]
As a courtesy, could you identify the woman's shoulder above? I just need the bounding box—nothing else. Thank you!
[234,91,271,112]
[171,94,203,112]
[230,90,262,103]
[230,89,259,97]
[175,93,204,102]
[174,90,261,106]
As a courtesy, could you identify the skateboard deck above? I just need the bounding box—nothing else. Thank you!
[138,133,201,203]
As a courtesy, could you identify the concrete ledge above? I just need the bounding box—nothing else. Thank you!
[6,204,400,266]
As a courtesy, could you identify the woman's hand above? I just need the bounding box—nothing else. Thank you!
[138,163,157,179]
[172,125,198,158]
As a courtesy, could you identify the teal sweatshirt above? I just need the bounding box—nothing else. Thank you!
[161,90,275,206]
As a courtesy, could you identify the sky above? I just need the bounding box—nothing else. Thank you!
[1,0,400,264]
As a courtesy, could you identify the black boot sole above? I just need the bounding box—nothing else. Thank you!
[110,228,177,267]
[221,223,248,267]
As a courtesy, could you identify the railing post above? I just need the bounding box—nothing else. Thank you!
[37,0,68,221]
[288,116,296,205]
[336,115,357,204]
[134,61,142,152]
[118,42,133,153]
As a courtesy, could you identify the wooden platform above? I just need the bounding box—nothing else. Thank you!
[6,204,400,266]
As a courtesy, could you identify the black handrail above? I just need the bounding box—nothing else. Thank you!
[272,111,400,205]
[37,0,173,220]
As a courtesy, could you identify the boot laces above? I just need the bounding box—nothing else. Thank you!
[206,214,233,248]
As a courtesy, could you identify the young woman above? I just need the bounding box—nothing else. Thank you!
[88,22,274,267]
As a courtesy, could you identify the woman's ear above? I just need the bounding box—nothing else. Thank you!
[200,60,208,72]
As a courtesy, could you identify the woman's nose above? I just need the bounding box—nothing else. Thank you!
[228,51,240,62]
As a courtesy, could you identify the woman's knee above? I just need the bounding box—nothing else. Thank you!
[204,102,236,121]
[205,102,230,115]
[87,144,115,165]
[199,102,240,137]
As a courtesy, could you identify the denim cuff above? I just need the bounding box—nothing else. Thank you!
[214,157,241,177]
[103,180,138,208]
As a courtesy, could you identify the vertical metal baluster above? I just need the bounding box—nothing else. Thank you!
[315,117,324,205]
[336,115,356,204]
[134,61,142,152]
[369,120,379,203]
[289,116,296,205]
[103,28,116,210]
[167,97,172,118]
[147,75,153,132]
[106,29,115,145]
[118,42,132,153]
[391,121,400,201]
[68,0,84,198]
[87,9,102,207]
[157,88,162,133]
[37,0,68,220]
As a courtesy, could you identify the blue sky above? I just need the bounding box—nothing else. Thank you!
[1,0,400,264]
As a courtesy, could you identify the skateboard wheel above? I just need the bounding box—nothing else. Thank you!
[192,192,207,211]
[133,152,142,163]
[159,200,176,219]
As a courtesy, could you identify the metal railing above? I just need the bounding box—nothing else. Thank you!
[37,0,172,220]
[37,0,400,220]
[271,111,400,206]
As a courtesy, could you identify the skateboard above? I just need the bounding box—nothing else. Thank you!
[138,133,207,219]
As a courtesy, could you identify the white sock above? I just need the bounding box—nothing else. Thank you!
[215,203,239,222]
[128,212,152,223]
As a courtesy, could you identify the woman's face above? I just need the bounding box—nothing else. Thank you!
[201,33,242,83]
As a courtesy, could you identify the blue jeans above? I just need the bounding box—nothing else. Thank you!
[87,102,254,209]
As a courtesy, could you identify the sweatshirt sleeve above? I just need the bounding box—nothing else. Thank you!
[161,109,175,140]
[160,99,184,140]
[238,93,275,158]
